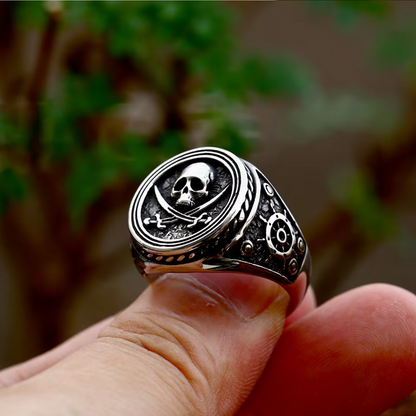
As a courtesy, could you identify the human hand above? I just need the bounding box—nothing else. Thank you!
[0,273,415,415]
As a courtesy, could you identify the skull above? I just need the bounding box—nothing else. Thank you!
[171,162,214,207]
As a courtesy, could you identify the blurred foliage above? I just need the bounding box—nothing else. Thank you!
[1,0,414,249]
[376,20,416,75]
[1,0,415,259]
[289,90,401,140]
[1,1,313,224]
[0,116,29,214]
[330,169,397,240]
[290,1,416,252]
[310,0,390,27]
[0,168,27,216]
[42,73,120,161]
[0,115,28,149]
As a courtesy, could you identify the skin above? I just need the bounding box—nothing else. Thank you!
[0,272,415,416]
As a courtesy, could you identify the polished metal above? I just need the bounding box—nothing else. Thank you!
[171,162,215,207]
[129,147,311,314]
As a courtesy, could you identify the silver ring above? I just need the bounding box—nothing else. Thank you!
[128,147,311,314]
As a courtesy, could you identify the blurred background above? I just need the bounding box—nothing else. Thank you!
[1,1,416,413]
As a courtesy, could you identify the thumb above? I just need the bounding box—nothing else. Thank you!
[0,273,289,416]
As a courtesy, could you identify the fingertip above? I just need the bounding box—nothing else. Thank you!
[284,286,316,328]
[344,283,416,363]
[242,282,416,416]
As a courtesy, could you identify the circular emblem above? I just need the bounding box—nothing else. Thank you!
[129,147,251,264]
[265,213,296,259]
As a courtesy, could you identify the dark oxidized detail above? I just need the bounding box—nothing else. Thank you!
[129,147,252,265]
[223,167,306,283]
[129,147,310,300]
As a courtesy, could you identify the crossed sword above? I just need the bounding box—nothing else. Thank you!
[144,185,229,229]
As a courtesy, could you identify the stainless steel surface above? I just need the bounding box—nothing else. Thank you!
[129,147,311,314]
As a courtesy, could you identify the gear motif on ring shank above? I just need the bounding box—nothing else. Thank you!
[129,147,310,287]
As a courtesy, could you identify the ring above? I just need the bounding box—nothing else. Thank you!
[128,147,311,313]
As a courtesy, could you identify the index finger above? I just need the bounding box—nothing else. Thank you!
[239,283,416,416]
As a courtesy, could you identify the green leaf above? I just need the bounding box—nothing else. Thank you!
[157,131,186,160]
[13,1,48,29]
[0,115,28,148]
[63,73,120,118]
[41,100,81,160]
[0,168,28,215]
[41,73,121,161]
[117,135,159,180]
[62,1,311,103]
[196,55,313,102]
[64,2,234,59]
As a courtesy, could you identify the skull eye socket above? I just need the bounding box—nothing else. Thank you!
[173,177,186,191]
[191,177,204,191]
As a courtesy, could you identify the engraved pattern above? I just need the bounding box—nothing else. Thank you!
[129,147,308,284]
[141,160,231,239]
[130,148,250,265]
[131,165,256,266]
[223,169,306,283]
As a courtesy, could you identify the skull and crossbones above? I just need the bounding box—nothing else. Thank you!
[171,162,214,207]
[144,162,227,230]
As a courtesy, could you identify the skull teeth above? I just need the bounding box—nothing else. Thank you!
[171,162,214,207]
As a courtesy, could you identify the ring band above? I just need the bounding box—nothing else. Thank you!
[129,147,311,314]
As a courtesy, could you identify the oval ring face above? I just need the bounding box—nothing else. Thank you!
[129,147,248,260]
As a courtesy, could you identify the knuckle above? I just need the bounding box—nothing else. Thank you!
[98,309,217,414]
